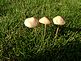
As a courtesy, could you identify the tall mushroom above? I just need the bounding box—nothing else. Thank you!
[53,16,65,36]
[39,17,50,36]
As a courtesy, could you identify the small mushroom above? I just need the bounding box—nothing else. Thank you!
[53,16,65,36]
[39,17,50,36]
[24,17,38,28]
[24,17,39,33]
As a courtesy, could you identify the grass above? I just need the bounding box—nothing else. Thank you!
[0,0,81,61]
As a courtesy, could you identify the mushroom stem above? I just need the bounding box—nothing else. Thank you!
[44,24,46,37]
[34,27,36,32]
[34,27,38,37]
[56,26,59,36]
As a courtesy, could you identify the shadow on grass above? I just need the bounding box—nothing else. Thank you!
[29,40,81,61]
[58,26,81,36]
[46,25,81,38]
[64,27,81,32]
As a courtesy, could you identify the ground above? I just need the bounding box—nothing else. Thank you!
[0,0,81,61]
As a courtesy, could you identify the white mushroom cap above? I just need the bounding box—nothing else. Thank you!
[24,17,38,28]
[53,16,65,25]
[39,17,50,25]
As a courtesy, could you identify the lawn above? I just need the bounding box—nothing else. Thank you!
[0,0,81,61]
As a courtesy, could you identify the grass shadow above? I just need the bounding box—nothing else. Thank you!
[58,26,81,36]
[64,27,81,32]
[28,40,81,61]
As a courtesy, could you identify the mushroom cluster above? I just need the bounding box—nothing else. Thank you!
[24,16,65,37]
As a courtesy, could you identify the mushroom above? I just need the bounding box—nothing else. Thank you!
[39,17,50,36]
[53,16,65,36]
[24,17,38,28]
[24,17,39,32]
